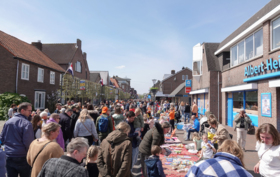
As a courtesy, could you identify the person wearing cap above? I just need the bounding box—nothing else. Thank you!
[96,107,113,144]
[234,109,252,151]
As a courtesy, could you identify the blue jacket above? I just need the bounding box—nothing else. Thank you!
[186,152,252,177]
[192,118,200,132]
[0,113,34,157]
[0,149,6,177]
[145,155,165,177]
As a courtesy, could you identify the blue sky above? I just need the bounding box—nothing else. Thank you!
[1,0,270,94]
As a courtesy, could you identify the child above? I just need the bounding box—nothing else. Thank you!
[141,115,150,139]
[84,145,99,177]
[198,134,216,161]
[145,145,166,177]
[192,132,202,151]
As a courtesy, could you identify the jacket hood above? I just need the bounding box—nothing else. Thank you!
[214,152,243,167]
[105,130,130,147]
[145,157,159,169]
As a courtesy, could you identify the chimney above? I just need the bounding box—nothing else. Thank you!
[182,66,185,70]
[171,70,175,74]
[77,39,81,49]
[31,40,42,51]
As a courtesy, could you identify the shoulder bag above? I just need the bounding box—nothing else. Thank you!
[32,141,52,168]
[81,120,96,142]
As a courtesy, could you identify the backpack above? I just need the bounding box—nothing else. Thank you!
[98,115,109,133]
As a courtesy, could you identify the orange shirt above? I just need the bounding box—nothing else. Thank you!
[169,110,175,120]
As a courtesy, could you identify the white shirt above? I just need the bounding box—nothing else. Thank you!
[256,141,280,177]
[201,141,214,159]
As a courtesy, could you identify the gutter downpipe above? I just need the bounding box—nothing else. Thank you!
[15,57,19,93]
[218,72,220,123]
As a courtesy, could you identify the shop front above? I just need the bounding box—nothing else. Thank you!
[190,88,209,117]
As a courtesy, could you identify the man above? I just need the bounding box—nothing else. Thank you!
[96,107,113,144]
[66,101,71,107]
[8,103,17,119]
[0,102,33,177]
[54,103,62,113]
[185,102,191,123]
[125,111,141,170]
[234,109,252,151]
[40,111,48,128]
[69,106,79,139]
[71,100,75,105]
[37,138,89,177]
[59,109,73,146]
[192,101,198,118]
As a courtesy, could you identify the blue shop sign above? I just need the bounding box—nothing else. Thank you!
[185,80,192,87]
[243,56,280,82]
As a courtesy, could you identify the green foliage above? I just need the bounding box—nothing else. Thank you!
[150,87,158,90]
[0,92,31,120]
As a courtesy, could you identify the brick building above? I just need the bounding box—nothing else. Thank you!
[161,68,192,103]
[190,43,222,121]
[215,0,280,129]
[41,39,90,80]
[0,30,64,110]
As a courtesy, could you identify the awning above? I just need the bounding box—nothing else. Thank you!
[155,91,169,97]
[221,83,258,92]
[169,83,185,96]
[269,79,280,87]
[189,88,209,95]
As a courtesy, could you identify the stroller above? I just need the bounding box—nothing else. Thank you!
[199,116,210,136]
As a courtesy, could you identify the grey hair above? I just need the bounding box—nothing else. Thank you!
[65,109,73,113]
[67,137,89,154]
[40,111,48,118]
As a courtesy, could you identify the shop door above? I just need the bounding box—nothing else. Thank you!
[227,97,233,127]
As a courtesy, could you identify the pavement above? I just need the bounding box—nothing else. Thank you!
[175,125,261,177]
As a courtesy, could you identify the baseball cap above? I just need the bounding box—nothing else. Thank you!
[102,107,108,114]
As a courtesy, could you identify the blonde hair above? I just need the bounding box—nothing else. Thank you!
[78,109,93,122]
[180,101,185,106]
[192,132,201,140]
[85,145,99,169]
[143,114,148,121]
[42,122,61,138]
[218,139,245,168]
[135,108,141,114]
[208,118,218,126]
[116,122,131,134]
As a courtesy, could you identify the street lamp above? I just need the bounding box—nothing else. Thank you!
[151,79,157,116]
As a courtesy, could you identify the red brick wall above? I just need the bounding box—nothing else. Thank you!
[71,49,90,80]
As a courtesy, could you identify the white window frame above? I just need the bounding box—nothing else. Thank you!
[34,91,45,109]
[182,75,184,80]
[185,75,188,80]
[21,63,30,80]
[75,61,82,73]
[37,68,44,83]
[50,71,55,85]
[271,15,280,51]
[230,28,263,67]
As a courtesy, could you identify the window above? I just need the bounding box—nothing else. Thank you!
[185,75,188,80]
[245,35,253,60]
[231,28,263,66]
[21,63,29,80]
[75,61,82,72]
[50,71,55,84]
[37,68,44,83]
[34,91,45,109]
[245,91,258,111]
[272,17,280,50]
[182,75,184,80]
[233,92,244,112]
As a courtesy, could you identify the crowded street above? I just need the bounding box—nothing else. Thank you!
[1,0,280,177]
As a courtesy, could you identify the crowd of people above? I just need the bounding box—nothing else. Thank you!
[0,99,279,177]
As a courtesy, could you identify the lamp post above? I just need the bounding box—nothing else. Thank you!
[152,79,157,116]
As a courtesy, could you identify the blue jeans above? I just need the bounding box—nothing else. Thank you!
[131,147,139,170]
[185,113,191,123]
[6,157,31,177]
[187,129,198,140]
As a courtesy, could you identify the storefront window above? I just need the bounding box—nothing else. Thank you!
[245,91,258,114]
[231,45,238,66]
[272,17,280,50]
[238,41,244,63]
[254,29,263,56]
[233,92,244,112]
[245,35,253,60]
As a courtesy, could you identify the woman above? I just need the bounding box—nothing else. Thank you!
[27,122,64,177]
[112,106,125,128]
[209,118,230,146]
[254,123,280,177]
[139,122,171,176]
[46,113,65,150]
[187,139,252,177]
[97,122,132,177]
[31,114,42,139]
[74,109,98,145]
[87,104,100,124]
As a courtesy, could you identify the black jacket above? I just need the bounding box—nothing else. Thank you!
[88,110,99,124]
[59,113,72,141]
[185,105,190,113]
[69,111,79,139]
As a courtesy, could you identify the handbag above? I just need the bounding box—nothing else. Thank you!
[32,141,51,168]
[247,124,255,135]
[81,121,96,144]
